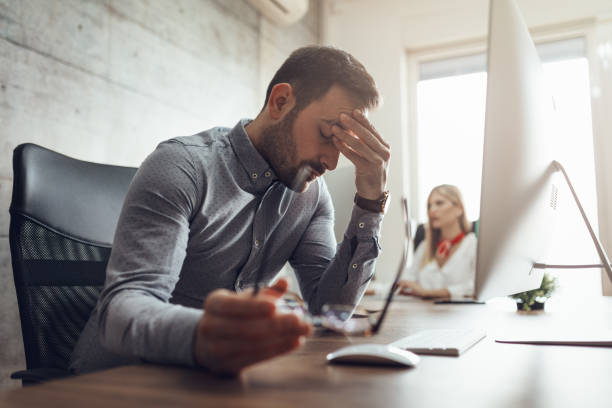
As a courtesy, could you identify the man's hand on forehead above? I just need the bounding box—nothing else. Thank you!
[327,109,368,131]
[330,109,390,201]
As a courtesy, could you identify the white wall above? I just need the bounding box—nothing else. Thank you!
[322,0,612,286]
[0,0,320,390]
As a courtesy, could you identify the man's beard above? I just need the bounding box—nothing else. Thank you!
[260,108,325,192]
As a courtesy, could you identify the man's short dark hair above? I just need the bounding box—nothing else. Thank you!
[263,46,380,112]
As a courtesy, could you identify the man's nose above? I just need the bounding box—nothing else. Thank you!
[321,146,340,171]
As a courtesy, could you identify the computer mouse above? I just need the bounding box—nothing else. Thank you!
[326,344,420,367]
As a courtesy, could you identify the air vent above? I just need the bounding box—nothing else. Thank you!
[247,0,309,27]
[550,183,559,210]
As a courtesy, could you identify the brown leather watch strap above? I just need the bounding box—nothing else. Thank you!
[354,191,389,214]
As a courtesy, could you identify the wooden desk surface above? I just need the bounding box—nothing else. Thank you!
[3,297,612,408]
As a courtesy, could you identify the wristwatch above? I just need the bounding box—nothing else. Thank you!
[354,191,390,214]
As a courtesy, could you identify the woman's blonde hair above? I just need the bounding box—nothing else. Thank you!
[420,184,471,268]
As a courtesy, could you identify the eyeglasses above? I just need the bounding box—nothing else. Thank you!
[276,292,379,335]
[261,197,410,336]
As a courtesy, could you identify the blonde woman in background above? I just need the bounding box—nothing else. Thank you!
[398,185,477,300]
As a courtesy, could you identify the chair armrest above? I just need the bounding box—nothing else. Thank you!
[11,368,72,386]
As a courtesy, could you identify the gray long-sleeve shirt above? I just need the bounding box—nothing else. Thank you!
[70,119,384,373]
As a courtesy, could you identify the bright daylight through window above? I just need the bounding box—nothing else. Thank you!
[415,38,601,297]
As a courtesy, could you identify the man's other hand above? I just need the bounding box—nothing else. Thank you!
[193,278,312,375]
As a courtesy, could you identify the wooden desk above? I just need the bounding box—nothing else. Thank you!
[3,297,612,408]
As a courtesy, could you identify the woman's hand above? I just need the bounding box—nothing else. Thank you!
[397,280,452,300]
[397,280,429,297]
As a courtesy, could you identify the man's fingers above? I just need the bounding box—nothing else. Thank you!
[332,135,368,167]
[204,289,275,318]
[200,311,311,341]
[260,278,288,298]
[206,332,305,362]
[352,109,390,149]
[332,126,379,163]
[339,112,390,159]
[195,292,312,374]
[221,336,304,375]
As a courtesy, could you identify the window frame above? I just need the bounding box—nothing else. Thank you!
[404,21,597,222]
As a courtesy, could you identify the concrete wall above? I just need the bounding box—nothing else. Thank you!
[322,0,612,287]
[0,0,320,390]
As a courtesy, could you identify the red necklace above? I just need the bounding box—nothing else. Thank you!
[436,231,465,259]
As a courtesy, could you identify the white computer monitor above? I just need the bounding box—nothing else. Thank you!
[474,0,612,301]
[475,0,565,301]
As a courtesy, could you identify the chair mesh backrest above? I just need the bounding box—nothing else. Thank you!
[10,215,110,370]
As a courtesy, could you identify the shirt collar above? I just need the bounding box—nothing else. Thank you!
[228,119,278,194]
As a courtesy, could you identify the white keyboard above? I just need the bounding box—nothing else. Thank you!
[390,328,486,356]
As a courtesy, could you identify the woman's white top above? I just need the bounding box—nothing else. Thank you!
[404,232,477,300]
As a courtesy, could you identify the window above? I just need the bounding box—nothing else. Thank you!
[414,37,601,297]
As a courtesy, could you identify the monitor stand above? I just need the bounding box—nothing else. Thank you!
[496,160,612,347]
[532,160,612,282]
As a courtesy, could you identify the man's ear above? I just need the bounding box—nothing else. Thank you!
[267,83,296,120]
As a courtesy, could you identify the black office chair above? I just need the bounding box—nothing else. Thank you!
[8,143,137,385]
[413,220,479,251]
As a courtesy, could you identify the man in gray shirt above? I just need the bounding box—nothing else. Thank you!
[70,46,390,375]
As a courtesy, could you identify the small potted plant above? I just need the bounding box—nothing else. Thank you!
[510,273,558,311]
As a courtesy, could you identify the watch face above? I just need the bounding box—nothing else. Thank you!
[354,191,390,213]
[380,191,389,207]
